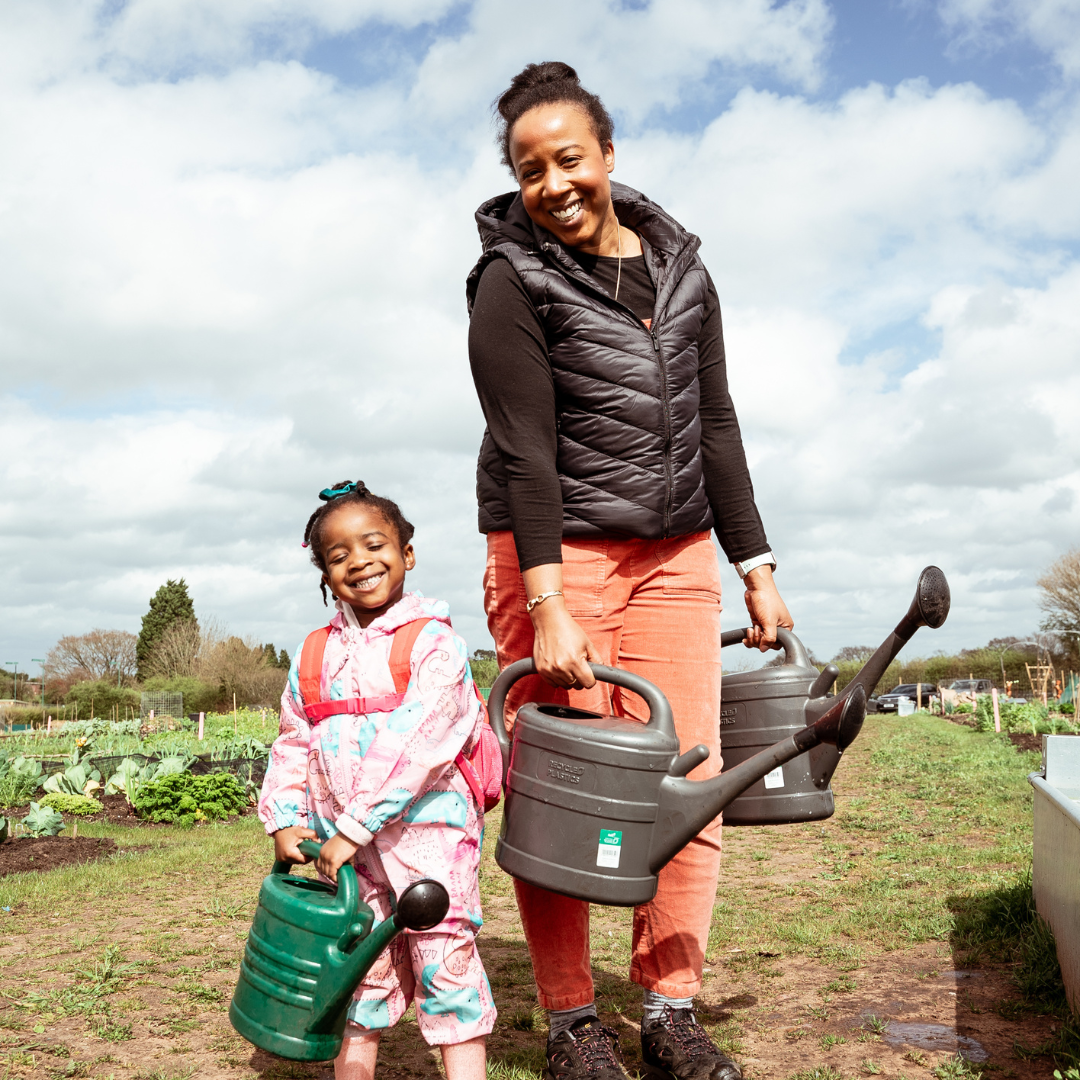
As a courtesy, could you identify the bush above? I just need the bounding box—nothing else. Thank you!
[133,772,247,826]
[39,792,103,816]
[64,680,141,720]
[141,675,220,715]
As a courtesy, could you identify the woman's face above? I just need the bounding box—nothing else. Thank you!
[509,103,617,254]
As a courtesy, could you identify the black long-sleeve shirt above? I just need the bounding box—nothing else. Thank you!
[468,252,769,571]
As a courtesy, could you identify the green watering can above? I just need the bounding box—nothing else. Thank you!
[229,839,449,1062]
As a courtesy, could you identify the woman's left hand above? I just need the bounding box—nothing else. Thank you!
[742,565,794,651]
[315,832,360,882]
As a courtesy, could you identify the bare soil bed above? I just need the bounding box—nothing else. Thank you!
[0,835,117,877]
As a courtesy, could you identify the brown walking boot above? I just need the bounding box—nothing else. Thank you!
[640,1007,742,1080]
[545,1015,631,1080]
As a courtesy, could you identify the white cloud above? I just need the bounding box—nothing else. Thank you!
[1,0,1078,669]
[936,0,1080,78]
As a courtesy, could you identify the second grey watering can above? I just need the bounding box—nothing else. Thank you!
[718,566,951,824]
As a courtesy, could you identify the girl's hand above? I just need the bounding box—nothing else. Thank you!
[273,825,318,864]
[315,833,360,883]
[742,565,794,651]
[530,598,602,689]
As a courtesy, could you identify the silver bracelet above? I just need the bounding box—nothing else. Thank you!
[526,590,563,613]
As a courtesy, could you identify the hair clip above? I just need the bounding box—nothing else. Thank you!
[319,481,358,502]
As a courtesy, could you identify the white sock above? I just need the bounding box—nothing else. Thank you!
[642,990,694,1023]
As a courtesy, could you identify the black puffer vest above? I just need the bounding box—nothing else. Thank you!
[467,182,713,540]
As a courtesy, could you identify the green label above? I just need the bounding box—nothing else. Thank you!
[597,829,623,868]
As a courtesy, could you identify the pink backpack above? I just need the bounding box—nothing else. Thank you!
[298,618,503,813]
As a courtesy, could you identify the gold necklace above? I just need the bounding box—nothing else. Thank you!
[614,224,623,302]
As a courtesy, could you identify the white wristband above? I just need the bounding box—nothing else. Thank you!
[734,551,777,580]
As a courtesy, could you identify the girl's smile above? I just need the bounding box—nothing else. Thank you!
[320,503,415,627]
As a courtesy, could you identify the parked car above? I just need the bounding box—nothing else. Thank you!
[876,683,938,713]
[947,679,993,694]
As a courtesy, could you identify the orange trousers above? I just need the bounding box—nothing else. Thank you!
[483,531,725,1007]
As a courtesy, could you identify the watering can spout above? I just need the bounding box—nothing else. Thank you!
[308,879,450,1031]
[649,687,866,871]
[837,566,950,707]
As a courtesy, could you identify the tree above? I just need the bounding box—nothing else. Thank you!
[1038,549,1080,660]
[830,646,876,663]
[137,579,197,680]
[46,629,138,692]
[201,635,287,707]
[145,619,203,680]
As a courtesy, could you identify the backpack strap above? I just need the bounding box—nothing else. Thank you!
[299,618,433,723]
[298,625,333,714]
[387,619,432,694]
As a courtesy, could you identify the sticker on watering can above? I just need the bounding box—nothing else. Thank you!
[763,766,784,789]
[597,829,623,868]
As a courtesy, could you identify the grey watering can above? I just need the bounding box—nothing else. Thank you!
[719,565,951,824]
[486,566,948,907]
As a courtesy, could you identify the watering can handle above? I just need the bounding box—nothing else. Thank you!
[720,626,812,669]
[486,658,676,783]
[270,838,359,916]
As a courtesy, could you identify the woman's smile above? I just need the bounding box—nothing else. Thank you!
[550,198,583,225]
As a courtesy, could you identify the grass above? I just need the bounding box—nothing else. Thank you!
[707,715,1038,963]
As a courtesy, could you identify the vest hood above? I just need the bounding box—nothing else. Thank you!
[468,182,701,313]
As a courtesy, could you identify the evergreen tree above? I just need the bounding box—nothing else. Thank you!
[136,579,198,680]
[278,647,291,670]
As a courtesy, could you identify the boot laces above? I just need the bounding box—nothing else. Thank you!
[574,1022,622,1072]
[662,1009,717,1058]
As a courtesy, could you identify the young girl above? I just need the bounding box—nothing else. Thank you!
[258,480,495,1080]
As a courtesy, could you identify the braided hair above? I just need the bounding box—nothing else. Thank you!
[303,481,415,606]
[495,61,615,174]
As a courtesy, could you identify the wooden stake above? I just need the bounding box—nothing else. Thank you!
[992,687,1001,733]
[233,693,238,735]
[198,712,205,741]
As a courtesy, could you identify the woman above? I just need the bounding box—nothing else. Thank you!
[467,62,792,1080]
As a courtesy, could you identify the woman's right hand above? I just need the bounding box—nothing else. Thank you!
[273,825,318,864]
[530,597,602,689]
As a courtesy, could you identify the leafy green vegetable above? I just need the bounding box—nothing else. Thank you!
[39,792,103,817]
[0,817,8,843]
[133,772,247,826]
[0,754,43,807]
[24,801,65,836]
[42,761,102,797]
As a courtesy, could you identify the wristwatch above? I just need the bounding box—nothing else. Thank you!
[733,551,777,580]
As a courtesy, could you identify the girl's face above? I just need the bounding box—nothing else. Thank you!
[320,503,415,628]
[509,103,617,255]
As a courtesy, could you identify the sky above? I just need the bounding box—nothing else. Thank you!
[1,0,1079,680]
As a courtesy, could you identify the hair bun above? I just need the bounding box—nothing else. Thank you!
[494,62,613,173]
[498,61,579,119]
